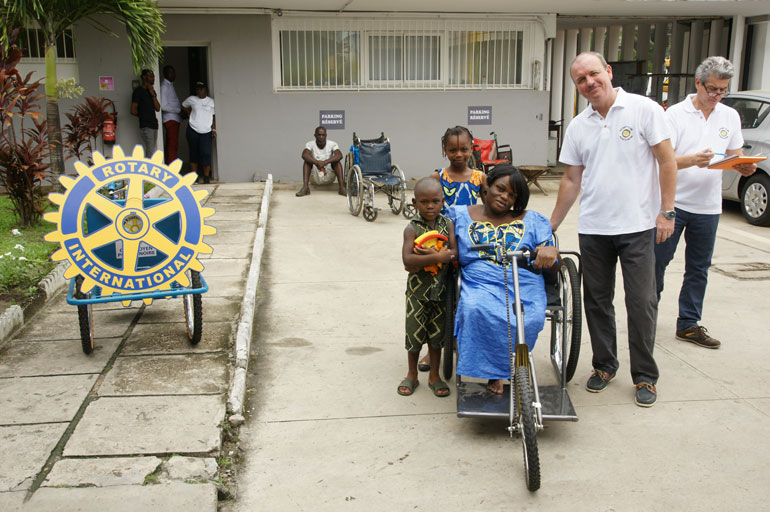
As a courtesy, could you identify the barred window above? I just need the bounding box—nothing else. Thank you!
[272,16,542,91]
[17,28,76,61]
[280,30,359,87]
[449,31,523,87]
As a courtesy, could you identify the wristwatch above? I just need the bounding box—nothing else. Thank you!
[660,210,676,220]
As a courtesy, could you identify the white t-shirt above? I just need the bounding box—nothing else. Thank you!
[666,94,744,214]
[559,88,671,235]
[304,140,340,162]
[182,95,215,134]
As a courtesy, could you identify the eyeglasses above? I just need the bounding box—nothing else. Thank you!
[703,83,729,98]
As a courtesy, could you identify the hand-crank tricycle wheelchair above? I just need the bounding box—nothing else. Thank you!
[344,132,415,222]
[442,236,582,491]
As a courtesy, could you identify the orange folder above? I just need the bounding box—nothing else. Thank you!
[708,154,766,170]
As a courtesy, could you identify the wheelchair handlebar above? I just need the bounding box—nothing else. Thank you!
[470,244,537,271]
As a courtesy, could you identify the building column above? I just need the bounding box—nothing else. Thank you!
[563,28,579,127]
[687,20,705,91]
[551,29,565,123]
[607,25,621,61]
[637,23,651,62]
[708,19,724,57]
[652,22,668,103]
[669,21,686,104]
[622,24,636,61]
[730,16,746,92]
[594,26,607,55]
[578,28,594,111]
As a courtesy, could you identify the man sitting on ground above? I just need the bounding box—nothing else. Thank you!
[296,126,347,197]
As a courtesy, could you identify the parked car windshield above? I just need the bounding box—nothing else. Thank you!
[721,97,770,129]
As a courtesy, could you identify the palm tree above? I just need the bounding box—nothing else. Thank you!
[1,0,165,182]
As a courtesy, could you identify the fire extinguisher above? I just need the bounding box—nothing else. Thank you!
[103,101,117,144]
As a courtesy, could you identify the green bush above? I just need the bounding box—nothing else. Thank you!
[0,196,57,299]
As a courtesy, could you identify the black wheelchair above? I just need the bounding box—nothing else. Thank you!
[344,133,415,222]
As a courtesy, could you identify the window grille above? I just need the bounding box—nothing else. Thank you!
[273,16,541,91]
[17,28,76,61]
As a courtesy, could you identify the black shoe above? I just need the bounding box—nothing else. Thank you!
[203,176,211,184]
[635,382,657,407]
[586,369,615,393]
[676,325,720,349]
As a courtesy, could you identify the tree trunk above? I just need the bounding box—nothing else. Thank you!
[45,45,65,193]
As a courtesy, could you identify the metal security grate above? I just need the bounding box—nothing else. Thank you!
[17,27,76,61]
[712,262,770,280]
[272,15,539,91]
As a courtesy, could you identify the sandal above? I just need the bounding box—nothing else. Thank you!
[429,379,450,397]
[417,355,430,372]
[397,378,419,396]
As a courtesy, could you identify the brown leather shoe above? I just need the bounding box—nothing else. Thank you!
[586,369,615,393]
[676,325,721,349]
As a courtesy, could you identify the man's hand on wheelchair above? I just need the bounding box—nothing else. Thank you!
[532,246,559,271]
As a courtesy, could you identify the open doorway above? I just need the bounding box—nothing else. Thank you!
[160,45,217,180]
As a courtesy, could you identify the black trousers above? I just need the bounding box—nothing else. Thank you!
[579,229,659,384]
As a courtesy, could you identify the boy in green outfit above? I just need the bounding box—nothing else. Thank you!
[398,178,457,397]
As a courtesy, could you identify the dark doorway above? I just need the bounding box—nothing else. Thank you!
[160,46,216,179]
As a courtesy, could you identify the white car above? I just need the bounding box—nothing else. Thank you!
[720,91,770,226]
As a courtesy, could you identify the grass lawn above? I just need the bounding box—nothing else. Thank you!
[0,196,58,305]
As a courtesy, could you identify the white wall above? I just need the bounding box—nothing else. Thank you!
[74,14,550,182]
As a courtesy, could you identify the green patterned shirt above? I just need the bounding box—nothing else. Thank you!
[406,213,451,302]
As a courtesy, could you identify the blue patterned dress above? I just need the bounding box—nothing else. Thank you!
[436,168,485,214]
[447,206,554,380]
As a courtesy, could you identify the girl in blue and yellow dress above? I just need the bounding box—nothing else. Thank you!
[432,126,487,213]
[447,164,559,394]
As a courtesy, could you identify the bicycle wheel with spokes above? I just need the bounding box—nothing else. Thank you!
[549,257,581,382]
[515,365,540,491]
[388,164,406,215]
[346,165,363,216]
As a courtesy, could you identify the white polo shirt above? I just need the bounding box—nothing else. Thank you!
[304,139,340,162]
[666,94,743,214]
[560,88,671,235]
[182,95,215,134]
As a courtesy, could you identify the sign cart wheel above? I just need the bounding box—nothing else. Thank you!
[75,275,94,354]
[184,270,203,344]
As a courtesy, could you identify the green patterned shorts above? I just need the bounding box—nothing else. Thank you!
[405,295,446,353]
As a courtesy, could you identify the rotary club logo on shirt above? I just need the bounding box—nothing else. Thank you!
[619,126,634,141]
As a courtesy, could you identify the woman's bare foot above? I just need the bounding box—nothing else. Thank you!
[486,379,504,395]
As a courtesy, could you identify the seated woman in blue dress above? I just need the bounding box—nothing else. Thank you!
[447,164,559,394]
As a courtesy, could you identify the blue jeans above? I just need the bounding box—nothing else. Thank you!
[654,208,720,331]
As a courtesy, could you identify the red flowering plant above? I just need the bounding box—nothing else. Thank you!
[0,27,50,227]
[63,96,114,165]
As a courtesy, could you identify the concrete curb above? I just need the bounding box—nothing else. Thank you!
[227,175,273,416]
[0,260,70,347]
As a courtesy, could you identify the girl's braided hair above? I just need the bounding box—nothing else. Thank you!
[441,126,473,157]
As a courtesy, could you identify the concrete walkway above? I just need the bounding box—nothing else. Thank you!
[0,182,265,511]
[229,180,770,511]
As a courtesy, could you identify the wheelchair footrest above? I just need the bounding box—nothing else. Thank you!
[456,381,577,421]
[364,173,400,186]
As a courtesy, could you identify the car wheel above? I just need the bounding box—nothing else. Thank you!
[741,173,770,226]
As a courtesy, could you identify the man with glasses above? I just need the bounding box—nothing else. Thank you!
[655,56,757,349]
